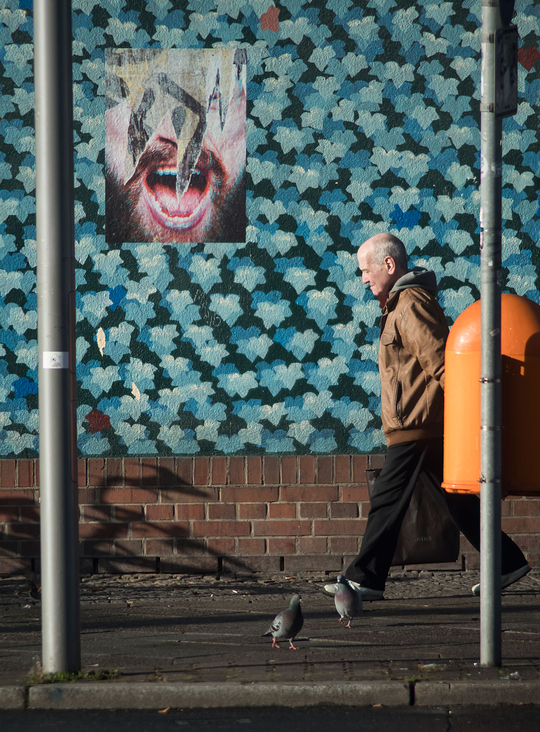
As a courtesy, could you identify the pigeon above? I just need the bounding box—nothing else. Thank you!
[334,575,362,628]
[263,593,303,649]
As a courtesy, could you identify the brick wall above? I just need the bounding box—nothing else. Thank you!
[1,456,539,576]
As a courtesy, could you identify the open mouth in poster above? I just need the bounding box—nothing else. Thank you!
[105,48,247,244]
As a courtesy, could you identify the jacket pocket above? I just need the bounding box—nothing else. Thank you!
[394,380,403,427]
[380,333,403,428]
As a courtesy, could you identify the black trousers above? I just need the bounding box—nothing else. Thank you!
[345,438,527,591]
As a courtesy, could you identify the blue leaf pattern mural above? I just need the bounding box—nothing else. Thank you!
[0,0,539,456]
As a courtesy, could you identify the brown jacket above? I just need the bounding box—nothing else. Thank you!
[378,268,448,447]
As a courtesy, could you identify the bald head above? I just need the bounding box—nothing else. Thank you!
[357,233,408,306]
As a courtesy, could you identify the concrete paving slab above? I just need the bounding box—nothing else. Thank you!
[0,685,25,710]
[414,679,540,707]
[28,680,411,709]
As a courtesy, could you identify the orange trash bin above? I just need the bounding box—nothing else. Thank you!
[442,294,540,497]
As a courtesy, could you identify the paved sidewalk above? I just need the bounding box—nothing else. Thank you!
[1,568,540,709]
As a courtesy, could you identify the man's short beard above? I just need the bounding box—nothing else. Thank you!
[105,148,246,244]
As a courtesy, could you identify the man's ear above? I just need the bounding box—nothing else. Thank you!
[384,256,396,275]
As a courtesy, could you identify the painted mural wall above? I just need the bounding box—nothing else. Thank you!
[0,0,539,458]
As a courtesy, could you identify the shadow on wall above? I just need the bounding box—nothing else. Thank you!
[79,461,253,576]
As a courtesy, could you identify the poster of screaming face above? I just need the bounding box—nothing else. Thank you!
[105,49,247,244]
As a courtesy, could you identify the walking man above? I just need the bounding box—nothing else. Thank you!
[326,233,529,600]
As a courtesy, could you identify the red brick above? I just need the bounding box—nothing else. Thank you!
[463,551,479,570]
[145,504,174,521]
[268,537,296,554]
[193,457,210,486]
[223,556,281,573]
[237,538,266,554]
[299,456,315,484]
[299,502,327,519]
[330,536,361,554]
[164,486,218,503]
[79,523,129,539]
[341,486,369,502]
[145,538,175,555]
[369,454,385,470]
[208,503,236,520]
[313,519,366,536]
[78,488,97,505]
[158,458,176,486]
[0,461,16,487]
[176,538,205,555]
[510,499,540,516]
[192,521,250,537]
[77,459,88,487]
[0,541,18,555]
[268,503,296,519]
[18,541,40,556]
[100,487,158,505]
[7,522,39,539]
[299,537,327,553]
[221,486,278,503]
[0,490,34,505]
[176,503,205,520]
[0,557,30,574]
[162,556,216,573]
[352,454,369,482]
[88,458,105,486]
[502,517,540,534]
[238,503,266,520]
[206,538,235,554]
[281,456,297,484]
[176,458,193,485]
[263,456,280,485]
[81,540,113,556]
[229,457,245,485]
[18,460,35,487]
[284,555,340,573]
[124,458,140,485]
[131,521,188,538]
[330,503,358,519]
[247,457,262,485]
[113,539,143,556]
[211,457,227,485]
[106,458,123,486]
[335,455,351,483]
[516,535,540,552]
[141,458,158,486]
[81,505,112,522]
[359,501,372,518]
[98,557,156,573]
[317,456,333,484]
[252,520,311,536]
[281,485,338,502]
[0,507,19,522]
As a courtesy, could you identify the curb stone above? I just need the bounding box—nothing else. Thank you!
[414,680,540,707]
[27,681,410,710]
[0,686,26,710]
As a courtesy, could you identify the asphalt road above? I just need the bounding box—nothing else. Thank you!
[3,706,540,732]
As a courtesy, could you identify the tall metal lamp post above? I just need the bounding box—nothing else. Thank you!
[479,0,518,666]
[35,0,80,673]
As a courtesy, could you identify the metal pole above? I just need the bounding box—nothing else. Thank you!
[479,0,503,667]
[35,0,80,673]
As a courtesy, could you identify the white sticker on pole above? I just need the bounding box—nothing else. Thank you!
[43,351,69,369]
